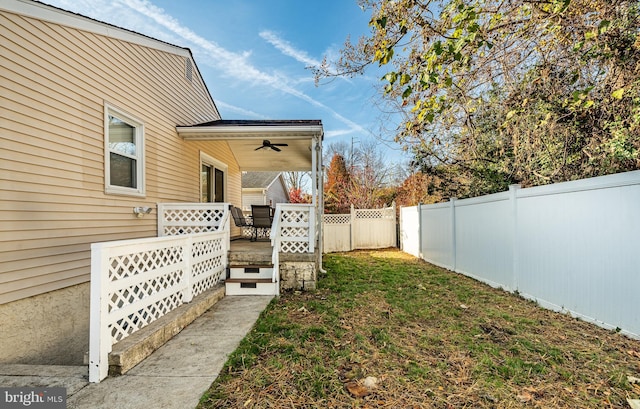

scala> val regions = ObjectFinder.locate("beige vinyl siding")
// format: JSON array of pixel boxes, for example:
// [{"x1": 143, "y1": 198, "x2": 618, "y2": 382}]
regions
[{"x1": 0, "y1": 9, "x2": 238, "y2": 304}]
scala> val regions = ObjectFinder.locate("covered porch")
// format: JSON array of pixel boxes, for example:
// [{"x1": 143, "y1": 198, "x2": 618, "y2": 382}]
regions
[
  {"x1": 88, "y1": 120, "x2": 323, "y2": 383},
  {"x1": 177, "y1": 119, "x2": 324, "y2": 294}
]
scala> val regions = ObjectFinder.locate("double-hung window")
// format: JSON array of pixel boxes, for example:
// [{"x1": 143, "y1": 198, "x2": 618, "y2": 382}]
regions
[{"x1": 105, "y1": 105, "x2": 145, "y2": 196}]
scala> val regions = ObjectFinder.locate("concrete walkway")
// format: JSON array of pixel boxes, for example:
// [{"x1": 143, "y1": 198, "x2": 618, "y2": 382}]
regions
[{"x1": 0, "y1": 296, "x2": 273, "y2": 409}]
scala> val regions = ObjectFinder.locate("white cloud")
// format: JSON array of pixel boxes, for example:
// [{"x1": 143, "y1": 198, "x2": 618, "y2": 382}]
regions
[
  {"x1": 215, "y1": 101, "x2": 269, "y2": 119},
  {"x1": 43, "y1": 0, "x2": 369, "y2": 137},
  {"x1": 259, "y1": 30, "x2": 321, "y2": 67},
  {"x1": 325, "y1": 128, "x2": 357, "y2": 138}
]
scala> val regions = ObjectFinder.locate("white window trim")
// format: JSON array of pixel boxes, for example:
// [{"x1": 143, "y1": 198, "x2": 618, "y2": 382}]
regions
[
  {"x1": 200, "y1": 152, "x2": 227, "y2": 203},
  {"x1": 104, "y1": 104, "x2": 145, "y2": 197}
]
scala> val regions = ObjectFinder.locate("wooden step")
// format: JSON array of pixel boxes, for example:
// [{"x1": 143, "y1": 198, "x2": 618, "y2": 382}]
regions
[
  {"x1": 228, "y1": 265, "x2": 274, "y2": 280},
  {"x1": 225, "y1": 278, "x2": 278, "y2": 296},
  {"x1": 228, "y1": 264, "x2": 273, "y2": 269},
  {"x1": 224, "y1": 278, "x2": 273, "y2": 284}
]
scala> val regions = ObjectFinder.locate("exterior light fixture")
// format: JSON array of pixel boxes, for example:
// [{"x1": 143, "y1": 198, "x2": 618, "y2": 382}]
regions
[{"x1": 133, "y1": 206, "x2": 153, "y2": 218}]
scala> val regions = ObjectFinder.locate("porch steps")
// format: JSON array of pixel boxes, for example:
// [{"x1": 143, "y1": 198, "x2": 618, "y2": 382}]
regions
[{"x1": 225, "y1": 264, "x2": 277, "y2": 296}]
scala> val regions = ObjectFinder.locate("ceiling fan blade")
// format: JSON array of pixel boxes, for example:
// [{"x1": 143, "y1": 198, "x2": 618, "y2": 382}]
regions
[{"x1": 256, "y1": 139, "x2": 287, "y2": 151}]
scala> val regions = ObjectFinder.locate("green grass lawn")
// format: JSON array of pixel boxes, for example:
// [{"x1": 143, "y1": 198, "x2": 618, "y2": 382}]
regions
[{"x1": 198, "y1": 249, "x2": 640, "y2": 408}]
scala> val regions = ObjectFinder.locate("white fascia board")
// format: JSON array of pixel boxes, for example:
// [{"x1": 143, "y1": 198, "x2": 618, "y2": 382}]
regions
[
  {"x1": 3, "y1": 0, "x2": 191, "y2": 57},
  {"x1": 177, "y1": 125, "x2": 324, "y2": 140}
]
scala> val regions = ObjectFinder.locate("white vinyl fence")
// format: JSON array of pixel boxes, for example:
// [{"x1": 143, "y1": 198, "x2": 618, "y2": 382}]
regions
[
  {"x1": 323, "y1": 203, "x2": 397, "y2": 253},
  {"x1": 400, "y1": 171, "x2": 640, "y2": 339},
  {"x1": 399, "y1": 205, "x2": 420, "y2": 257}
]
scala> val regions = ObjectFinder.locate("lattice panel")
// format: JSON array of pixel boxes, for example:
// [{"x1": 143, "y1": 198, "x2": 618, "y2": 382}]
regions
[
  {"x1": 164, "y1": 208, "x2": 225, "y2": 224},
  {"x1": 108, "y1": 269, "x2": 184, "y2": 313},
  {"x1": 192, "y1": 238, "x2": 223, "y2": 258},
  {"x1": 192, "y1": 273, "x2": 219, "y2": 298},
  {"x1": 190, "y1": 237, "x2": 225, "y2": 296},
  {"x1": 324, "y1": 214, "x2": 350, "y2": 224},
  {"x1": 355, "y1": 209, "x2": 383, "y2": 219},
  {"x1": 108, "y1": 247, "x2": 183, "y2": 281},
  {"x1": 281, "y1": 210, "x2": 309, "y2": 224},
  {"x1": 192, "y1": 254, "x2": 224, "y2": 288},
  {"x1": 355, "y1": 209, "x2": 394, "y2": 220},
  {"x1": 240, "y1": 226, "x2": 253, "y2": 239},
  {"x1": 110, "y1": 292, "x2": 183, "y2": 342},
  {"x1": 281, "y1": 227, "x2": 308, "y2": 238},
  {"x1": 163, "y1": 226, "x2": 212, "y2": 235},
  {"x1": 162, "y1": 208, "x2": 226, "y2": 236},
  {"x1": 280, "y1": 241, "x2": 309, "y2": 253},
  {"x1": 276, "y1": 208, "x2": 312, "y2": 254}
]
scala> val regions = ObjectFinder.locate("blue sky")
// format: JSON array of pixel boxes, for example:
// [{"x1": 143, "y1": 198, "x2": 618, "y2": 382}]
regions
[{"x1": 42, "y1": 0, "x2": 407, "y2": 162}]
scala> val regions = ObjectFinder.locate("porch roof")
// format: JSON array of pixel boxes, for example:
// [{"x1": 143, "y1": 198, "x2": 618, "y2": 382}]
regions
[{"x1": 176, "y1": 119, "x2": 323, "y2": 171}]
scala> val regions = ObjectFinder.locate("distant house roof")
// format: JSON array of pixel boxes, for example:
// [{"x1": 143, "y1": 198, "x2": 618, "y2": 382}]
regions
[{"x1": 242, "y1": 171, "x2": 284, "y2": 189}]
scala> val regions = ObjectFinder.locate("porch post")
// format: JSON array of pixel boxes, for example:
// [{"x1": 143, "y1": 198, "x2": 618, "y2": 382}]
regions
[
  {"x1": 311, "y1": 136, "x2": 321, "y2": 246},
  {"x1": 312, "y1": 134, "x2": 323, "y2": 264},
  {"x1": 311, "y1": 138, "x2": 318, "y2": 209}
]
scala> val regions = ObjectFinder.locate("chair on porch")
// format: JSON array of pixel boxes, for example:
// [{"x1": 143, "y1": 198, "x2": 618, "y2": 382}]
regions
[
  {"x1": 230, "y1": 206, "x2": 253, "y2": 238},
  {"x1": 251, "y1": 205, "x2": 273, "y2": 241}
]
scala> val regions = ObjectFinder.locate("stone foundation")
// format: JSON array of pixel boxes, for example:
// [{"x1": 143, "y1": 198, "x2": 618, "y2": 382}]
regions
[
  {"x1": 279, "y1": 260, "x2": 317, "y2": 291},
  {"x1": 0, "y1": 283, "x2": 90, "y2": 365}
]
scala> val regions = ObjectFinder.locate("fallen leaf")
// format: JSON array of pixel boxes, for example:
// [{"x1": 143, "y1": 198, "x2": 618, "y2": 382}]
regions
[
  {"x1": 628, "y1": 376, "x2": 640, "y2": 384},
  {"x1": 517, "y1": 391, "x2": 533, "y2": 403},
  {"x1": 297, "y1": 306, "x2": 309, "y2": 313},
  {"x1": 460, "y1": 304, "x2": 469, "y2": 309},
  {"x1": 628, "y1": 350, "x2": 640, "y2": 359},
  {"x1": 346, "y1": 381, "x2": 372, "y2": 398}
]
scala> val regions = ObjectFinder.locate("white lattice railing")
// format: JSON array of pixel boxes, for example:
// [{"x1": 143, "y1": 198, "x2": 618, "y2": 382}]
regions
[
  {"x1": 157, "y1": 203, "x2": 228, "y2": 236},
  {"x1": 270, "y1": 204, "x2": 316, "y2": 295},
  {"x1": 89, "y1": 206, "x2": 229, "y2": 383}
]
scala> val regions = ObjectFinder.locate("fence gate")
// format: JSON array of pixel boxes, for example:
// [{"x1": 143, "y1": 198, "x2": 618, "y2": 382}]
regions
[
  {"x1": 323, "y1": 214, "x2": 352, "y2": 252},
  {"x1": 323, "y1": 203, "x2": 396, "y2": 253}
]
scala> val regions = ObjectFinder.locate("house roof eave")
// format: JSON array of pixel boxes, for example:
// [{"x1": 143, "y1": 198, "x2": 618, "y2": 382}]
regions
[
  {"x1": 177, "y1": 120, "x2": 323, "y2": 172},
  {"x1": 176, "y1": 124, "x2": 324, "y2": 141}
]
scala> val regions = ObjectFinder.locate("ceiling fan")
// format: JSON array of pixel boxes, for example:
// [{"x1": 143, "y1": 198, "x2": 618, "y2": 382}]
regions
[{"x1": 255, "y1": 139, "x2": 288, "y2": 152}]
